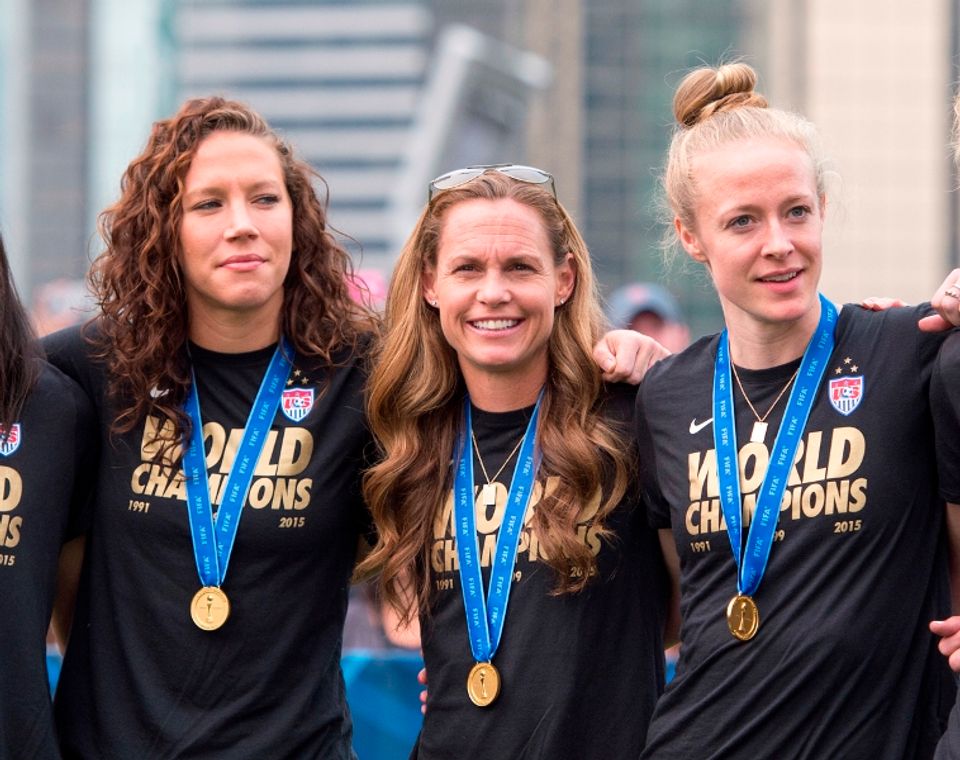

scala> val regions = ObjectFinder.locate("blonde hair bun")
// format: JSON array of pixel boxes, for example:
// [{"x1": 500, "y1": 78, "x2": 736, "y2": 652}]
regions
[{"x1": 673, "y1": 62, "x2": 768, "y2": 128}]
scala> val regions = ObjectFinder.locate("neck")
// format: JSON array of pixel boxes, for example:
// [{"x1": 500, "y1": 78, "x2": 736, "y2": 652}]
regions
[
  {"x1": 188, "y1": 308, "x2": 282, "y2": 353},
  {"x1": 463, "y1": 369, "x2": 544, "y2": 413},
  {"x1": 727, "y1": 303, "x2": 823, "y2": 370}
]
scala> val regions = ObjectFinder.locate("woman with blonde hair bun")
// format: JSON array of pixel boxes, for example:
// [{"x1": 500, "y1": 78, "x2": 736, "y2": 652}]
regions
[
  {"x1": 358, "y1": 165, "x2": 672, "y2": 758},
  {"x1": 636, "y1": 62, "x2": 953, "y2": 758}
]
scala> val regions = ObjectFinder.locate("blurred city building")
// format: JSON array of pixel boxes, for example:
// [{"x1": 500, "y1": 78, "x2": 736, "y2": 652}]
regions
[
  {"x1": 0, "y1": 0, "x2": 91, "y2": 298},
  {"x1": 748, "y1": 0, "x2": 957, "y2": 309},
  {"x1": 1, "y1": 0, "x2": 959, "y2": 337},
  {"x1": 175, "y1": 0, "x2": 433, "y2": 273}
]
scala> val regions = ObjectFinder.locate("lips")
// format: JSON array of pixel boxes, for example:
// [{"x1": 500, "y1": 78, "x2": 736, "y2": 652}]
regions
[{"x1": 220, "y1": 254, "x2": 265, "y2": 271}]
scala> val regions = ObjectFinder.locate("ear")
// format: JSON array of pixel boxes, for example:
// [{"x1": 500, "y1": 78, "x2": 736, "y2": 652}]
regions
[
  {"x1": 422, "y1": 264, "x2": 438, "y2": 307},
  {"x1": 676, "y1": 217, "x2": 708, "y2": 265},
  {"x1": 555, "y1": 252, "x2": 577, "y2": 305},
  {"x1": 818, "y1": 194, "x2": 827, "y2": 221}
]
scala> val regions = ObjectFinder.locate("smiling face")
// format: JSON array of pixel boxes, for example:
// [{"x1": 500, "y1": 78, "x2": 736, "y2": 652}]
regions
[
  {"x1": 677, "y1": 136, "x2": 824, "y2": 349},
  {"x1": 422, "y1": 198, "x2": 575, "y2": 406},
  {"x1": 178, "y1": 130, "x2": 293, "y2": 344}
]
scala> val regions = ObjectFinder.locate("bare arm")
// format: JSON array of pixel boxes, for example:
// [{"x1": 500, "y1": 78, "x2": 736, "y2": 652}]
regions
[
  {"x1": 659, "y1": 528, "x2": 681, "y2": 648},
  {"x1": 928, "y1": 503, "x2": 960, "y2": 673},
  {"x1": 920, "y1": 268, "x2": 960, "y2": 332},
  {"x1": 51, "y1": 535, "x2": 85, "y2": 648},
  {"x1": 947, "y1": 502, "x2": 960, "y2": 616}
]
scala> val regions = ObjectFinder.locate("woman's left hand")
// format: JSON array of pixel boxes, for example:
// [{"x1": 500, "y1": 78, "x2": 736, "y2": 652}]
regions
[
  {"x1": 920, "y1": 269, "x2": 960, "y2": 332},
  {"x1": 593, "y1": 330, "x2": 671, "y2": 385},
  {"x1": 930, "y1": 617, "x2": 960, "y2": 672},
  {"x1": 418, "y1": 666, "x2": 428, "y2": 714}
]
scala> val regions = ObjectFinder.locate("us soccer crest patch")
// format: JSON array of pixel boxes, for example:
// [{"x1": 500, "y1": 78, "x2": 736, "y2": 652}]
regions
[
  {"x1": 281, "y1": 388, "x2": 314, "y2": 422},
  {"x1": 829, "y1": 376, "x2": 863, "y2": 416},
  {"x1": 0, "y1": 424, "x2": 21, "y2": 456}
]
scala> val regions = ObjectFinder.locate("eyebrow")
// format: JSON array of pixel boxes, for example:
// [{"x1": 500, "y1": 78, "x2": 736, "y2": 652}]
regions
[
  {"x1": 718, "y1": 193, "x2": 816, "y2": 216},
  {"x1": 183, "y1": 179, "x2": 284, "y2": 202}
]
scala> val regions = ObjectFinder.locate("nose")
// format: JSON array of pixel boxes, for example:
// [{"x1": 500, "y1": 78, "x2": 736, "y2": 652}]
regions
[
  {"x1": 224, "y1": 201, "x2": 258, "y2": 240},
  {"x1": 476, "y1": 270, "x2": 510, "y2": 305},
  {"x1": 761, "y1": 218, "x2": 794, "y2": 258}
]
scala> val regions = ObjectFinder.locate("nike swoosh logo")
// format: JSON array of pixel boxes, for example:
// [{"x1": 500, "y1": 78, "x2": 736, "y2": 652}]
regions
[{"x1": 689, "y1": 417, "x2": 713, "y2": 434}]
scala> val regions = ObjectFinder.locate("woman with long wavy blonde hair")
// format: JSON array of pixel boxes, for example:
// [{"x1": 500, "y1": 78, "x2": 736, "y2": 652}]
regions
[
  {"x1": 44, "y1": 96, "x2": 378, "y2": 758},
  {"x1": 357, "y1": 166, "x2": 671, "y2": 758}
]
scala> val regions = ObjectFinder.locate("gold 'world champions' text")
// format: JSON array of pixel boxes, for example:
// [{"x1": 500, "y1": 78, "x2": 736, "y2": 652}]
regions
[
  {"x1": 685, "y1": 426, "x2": 866, "y2": 537},
  {"x1": 0, "y1": 465, "x2": 22, "y2": 564},
  {"x1": 130, "y1": 416, "x2": 314, "y2": 510},
  {"x1": 430, "y1": 476, "x2": 603, "y2": 575}
]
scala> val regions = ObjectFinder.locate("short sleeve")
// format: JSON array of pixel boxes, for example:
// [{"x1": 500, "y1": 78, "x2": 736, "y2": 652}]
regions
[
  {"x1": 635, "y1": 379, "x2": 672, "y2": 529},
  {"x1": 932, "y1": 331, "x2": 960, "y2": 503}
]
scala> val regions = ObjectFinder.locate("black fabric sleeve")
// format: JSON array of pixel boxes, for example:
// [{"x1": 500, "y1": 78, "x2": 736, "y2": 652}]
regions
[
  {"x1": 634, "y1": 378, "x2": 671, "y2": 529},
  {"x1": 64, "y1": 371, "x2": 98, "y2": 539},
  {"x1": 932, "y1": 331, "x2": 960, "y2": 503},
  {"x1": 41, "y1": 323, "x2": 101, "y2": 400}
]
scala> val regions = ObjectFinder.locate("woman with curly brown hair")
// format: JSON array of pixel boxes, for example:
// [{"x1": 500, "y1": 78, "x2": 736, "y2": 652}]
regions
[
  {"x1": 0, "y1": 230, "x2": 94, "y2": 760},
  {"x1": 44, "y1": 97, "x2": 378, "y2": 759},
  {"x1": 356, "y1": 166, "x2": 672, "y2": 758}
]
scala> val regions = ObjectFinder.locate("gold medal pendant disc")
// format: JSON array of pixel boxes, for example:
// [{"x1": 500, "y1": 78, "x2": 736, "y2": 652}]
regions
[
  {"x1": 190, "y1": 586, "x2": 231, "y2": 631},
  {"x1": 466, "y1": 661, "x2": 501, "y2": 707},
  {"x1": 726, "y1": 594, "x2": 759, "y2": 641}
]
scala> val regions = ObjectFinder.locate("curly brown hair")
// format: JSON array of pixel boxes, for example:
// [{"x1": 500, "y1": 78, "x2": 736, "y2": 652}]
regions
[
  {"x1": 356, "y1": 171, "x2": 633, "y2": 622},
  {"x1": 89, "y1": 96, "x2": 378, "y2": 442}
]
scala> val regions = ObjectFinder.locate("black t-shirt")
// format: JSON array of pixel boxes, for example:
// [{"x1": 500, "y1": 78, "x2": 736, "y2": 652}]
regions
[
  {"x1": 637, "y1": 304, "x2": 953, "y2": 760},
  {"x1": 415, "y1": 383, "x2": 668, "y2": 760},
  {"x1": 937, "y1": 689, "x2": 960, "y2": 760},
  {"x1": 44, "y1": 325, "x2": 372, "y2": 760},
  {"x1": 931, "y1": 331, "x2": 960, "y2": 759},
  {"x1": 0, "y1": 362, "x2": 95, "y2": 760}
]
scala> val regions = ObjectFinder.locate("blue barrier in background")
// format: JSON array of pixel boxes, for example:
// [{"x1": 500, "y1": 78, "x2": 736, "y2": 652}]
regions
[{"x1": 342, "y1": 650, "x2": 423, "y2": 759}]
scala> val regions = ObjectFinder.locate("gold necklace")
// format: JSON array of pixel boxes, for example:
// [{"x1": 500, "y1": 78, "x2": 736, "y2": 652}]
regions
[
  {"x1": 730, "y1": 364, "x2": 800, "y2": 444},
  {"x1": 471, "y1": 430, "x2": 525, "y2": 508}
]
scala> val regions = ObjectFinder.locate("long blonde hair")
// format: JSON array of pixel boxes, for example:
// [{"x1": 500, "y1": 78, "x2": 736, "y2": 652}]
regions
[{"x1": 357, "y1": 172, "x2": 632, "y2": 621}]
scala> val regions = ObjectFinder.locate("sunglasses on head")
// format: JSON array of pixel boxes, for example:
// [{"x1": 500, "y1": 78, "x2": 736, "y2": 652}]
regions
[{"x1": 427, "y1": 164, "x2": 556, "y2": 201}]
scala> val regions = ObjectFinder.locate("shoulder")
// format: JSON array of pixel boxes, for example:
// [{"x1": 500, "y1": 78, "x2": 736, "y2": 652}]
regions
[
  {"x1": 41, "y1": 322, "x2": 102, "y2": 374},
  {"x1": 23, "y1": 360, "x2": 96, "y2": 433},
  {"x1": 40, "y1": 321, "x2": 108, "y2": 406},
  {"x1": 34, "y1": 359, "x2": 85, "y2": 398},
  {"x1": 837, "y1": 301, "x2": 946, "y2": 365},
  {"x1": 600, "y1": 380, "x2": 638, "y2": 412},
  {"x1": 301, "y1": 330, "x2": 375, "y2": 374},
  {"x1": 836, "y1": 300, "x2": 932, "y2": 338},
  {"x1": 642, "y1": 333, "x2": 718, "y2": 395}
]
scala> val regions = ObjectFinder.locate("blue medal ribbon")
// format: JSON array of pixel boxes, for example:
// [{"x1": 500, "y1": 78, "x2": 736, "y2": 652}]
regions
[
  {"x1": 453, "y1": 391, "x2": 543, "y2": 664},
  {"x1": 713, "y1": 294, "x2": 836, "y2": 598},
  {"x1": 182, "y1": 337, "x2": 295, "y2": 589}
]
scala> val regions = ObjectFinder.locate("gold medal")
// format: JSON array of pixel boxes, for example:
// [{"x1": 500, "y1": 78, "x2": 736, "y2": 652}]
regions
[
  {"x1": 726, "y1": 594, "x2": 759, "y2": 641},
  {"x1": 190, "y1": 586, "x2": 230, "y2": 631},
  {"x1": 466, "y1": 661, "x2": 501, "y2": 707}
]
